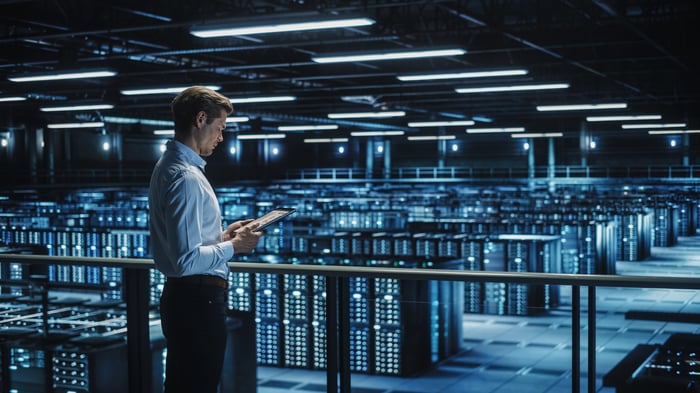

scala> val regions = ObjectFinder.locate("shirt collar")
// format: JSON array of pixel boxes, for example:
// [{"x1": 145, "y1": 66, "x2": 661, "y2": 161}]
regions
[{"x1": 167, "y1": 139, "x2": 207, "y2": 172}]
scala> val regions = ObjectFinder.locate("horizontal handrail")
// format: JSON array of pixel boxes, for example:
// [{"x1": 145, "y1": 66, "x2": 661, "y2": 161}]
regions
[
  {"x1": 285, "y1": 165, "x2": 700, "y2": 181},
  {"x1": 1, "y1": 254, "x2": 699, "y2": 290},
  {"x1": 0, "y1": 165, "x2": 697, "y2": 187}
]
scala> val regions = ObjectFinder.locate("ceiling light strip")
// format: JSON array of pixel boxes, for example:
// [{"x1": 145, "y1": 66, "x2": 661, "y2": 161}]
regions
[
  {"x1": 621, "y1": 123, "x2": 686, "y2": 129},
  {"x1": 153, "y1": 130, "x2": 175, "y2": 135},
  {"x1": 0, "y1": 96, "x2": 27, "y2": 102},
  {"x1": 230, "y1": 96, "x2": 296, "y2": 103},
  {"x1": 47, "y1": 122, "x2": 105, "y2": 129},
  {"x1": 511, "y1": 132, "x2": 563, "y2": 138},
  {"x1": 313, "y1": 48, "x2": 466, "y2": 64},
  {"x1": 328, "y1": 111, "x2": 405, "y2": 119},
  {"x1": 40, "y1": 104, "x2": 114, "y2": 112},
  {"x1": 648, "y1": 130, "x2": 700, "y2": 135},
  {"x1": 456, "y1": 83, "x2": 569, "y2": 94},
  {"x1": 586, "y1": 115, "x2": 662, "y2": 122},
  {"x1": 104, "y1": 116, "x2": 174, "y2": 126},
  {"x1": 121, "y1": 86, "x2": 221, "y2": 95},
  {"x1": 237, "y1": 133, "x2": 286, "y2": 140},
  {"x1": 350, "y1": 131, "x2": 404, "y2": 136},
  {"x1": 191, "y1": 18, "x2": 375, "y2": 38},
  {"x1": 278, "y1": 125, "x2": 338, "y2": 131},
  {"x1": 408, "y1": 120, "x2": 474, "y2": 127},
  {"x1": 304, "y1": 138, "x2": 349, "y2": 143},
  {"x1": 466, "y1": 127, "x2": 525, "y2": 133},
  {"x1": 398, "y1": 69, "x2": 528, "y2": 81},
  {"x1": 407, "y1": 135, "x2": 456, "y2": 141},
  {"x1": 536, "y1": 103, "x2": 627, "y2": 111},
  {"x1": 9, "y1": 70, "x2": 116, "y2": 82}
]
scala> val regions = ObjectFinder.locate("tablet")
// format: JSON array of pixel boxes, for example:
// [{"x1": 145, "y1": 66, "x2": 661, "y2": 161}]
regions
[{"x1": 237, "y1": 208, "x2": 296, "y2": 233}]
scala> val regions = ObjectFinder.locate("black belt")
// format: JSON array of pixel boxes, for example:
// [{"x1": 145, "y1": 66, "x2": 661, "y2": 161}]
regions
[{"x1": 168, "y1": 274, "x2": 228, "y2": 289}]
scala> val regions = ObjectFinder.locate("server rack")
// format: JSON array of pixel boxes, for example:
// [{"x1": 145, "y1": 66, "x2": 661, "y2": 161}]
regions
[
  {"x1": 462, "y1": 238, "x2": 484, "y2": 314},
  {"x1": 651, "y1": 203, "x2": 680, "y2": 247},
  {"x1": 615, "y1": 210, "x2": 653, "y2": 261},
  {"x1": 604, "y1": 333, "x2": 700, "y2": 393},
  {"x1": 51, "y1": 336, "x2": 129, "y2": 393},
  {"x1": 225, "y1": 255, "x2": 463, "y2": 376}
]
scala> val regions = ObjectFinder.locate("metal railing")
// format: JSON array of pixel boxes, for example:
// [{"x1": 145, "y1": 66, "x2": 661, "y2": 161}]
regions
[
  {"x1": 284, "y1": 165, "x2": 700, "y2": 182},
  {"x1": 1, "y1": 254, "x2": 700, "y2": 393},
  {"x1": 0, "y1": 165, "x2": 697, "y2": 187}
]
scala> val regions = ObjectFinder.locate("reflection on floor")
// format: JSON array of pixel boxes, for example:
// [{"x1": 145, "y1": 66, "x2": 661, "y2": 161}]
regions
[{"x1": 256, "y1": 236, "x2": 700, "y2": 393}]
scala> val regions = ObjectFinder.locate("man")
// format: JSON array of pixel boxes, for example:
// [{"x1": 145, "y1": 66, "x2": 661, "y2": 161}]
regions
[{"x1": 148, "y1": 86, "x2": 263, "y2": 393}]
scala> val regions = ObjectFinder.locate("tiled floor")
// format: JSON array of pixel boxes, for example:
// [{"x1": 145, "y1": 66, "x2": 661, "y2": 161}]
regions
[{"x1": 256, "y1": 236, "x2": 700, "y2": 393}]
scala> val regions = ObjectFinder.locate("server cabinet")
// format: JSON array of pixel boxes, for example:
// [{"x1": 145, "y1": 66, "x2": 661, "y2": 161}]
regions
[
  {"x1": 604, "y1": 333, "x2": 700, "y2": 393},
  {"x1": 652, "y1": 203, "x2": 680, "y2": 247},
  {"x1": 225, "y1": 256, "x2": 463, "y2": 376},
  {"x1": 0, "y1": 335, "x2": 127, "y2": 393}
]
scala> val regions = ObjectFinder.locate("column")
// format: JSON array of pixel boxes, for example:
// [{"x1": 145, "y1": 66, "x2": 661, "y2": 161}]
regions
[
  {"x1": 383, "y1": 139, "x2": 391, "y2": 179},
  {"x1": 365, "y1": 140, "x2": 374, "y2": 179},
  {"x1": 548, "y1": 137, "x2": 556, "y2": 192},
  {"x1": 527, "y1": 138, "x2": 535, "y2": 190}
]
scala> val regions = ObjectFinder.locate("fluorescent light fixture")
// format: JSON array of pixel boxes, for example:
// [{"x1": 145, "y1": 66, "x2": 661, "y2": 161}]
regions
[
  {"x1": 40, "y1": 104, "x2": 114, "y2": 112},
  {"x1": 230, "y1": 96, "x2": 296, "y2": 103},
  {"x1": 536, "y1": 103, "x2": 627, "y2": 111},
  {"x1": 153, "y1": 130, "x2": 175, "y2": 135},
  {"x1": 227, "y1": 116, "x2": 250, "y2": 122},
  {"x1": 191, "y1": 17, "x2": 375, "y2": 38},
  {"x1": 621, "y1": 123, "x2": 686, "y2": 129},
  {"x1": 47, "y1": 122, "x2": 105, "y2": 129},
  {"x1": 586, "y1": 115, "x2": 662, "y2": 122},
  {"x1": 312, "y1": 48, "x2": 466, "y2": 63},
  {"x1": 648, "y1": 130, "x2": 700, "y2": 135},
  {"x1": 408, "y1": 120, "x2": 474, "y2": 127},
  {"x1": 350, "y1": 130, "x2": 404, "y2": 136},
  {"x1": 304, "y1": 138, "x2": 349, "y2": 143},
  {"x1": 103, "y1": 116, "x2": 138, "y2": 124},
  {"x1": 466, "y1": 127, "x2": 525, "y2": 133},
  {"x1": 237, "y1": 133, "x2": 286, "y2": 140},
  {"x1": 407, "y1": 135, "x2": 456, "y2": 141},
  {"x1": 328, "y1": 111, "x2": 405, "y2": 119},
  {"x1": 0, "y1": 96, "x2": 27, "y2": 102},
  {"x1": 104, "y1": 116, "x2": 174, "y2": 126},
  {"x1": 121, "y1": 86, "x2": 221, "y2": 95},
  {"x1": 397, "y1": 69, "x2": 528, "y2": 81},
  {"x1": 278, "y1": 125, "x2": 338, "y2": 131},
  {"x1": 472, "y1": 116, "x2": 493, "y2": 123},
  {"x1": 9, "y1": 70, "x2": 116, "y2": 82},
  {"x1": 511, "y1": 132, "x2": 563, "y2": 138},
  {"x1": 456, "y1": 83, "x2": 569, "y2": 94}
]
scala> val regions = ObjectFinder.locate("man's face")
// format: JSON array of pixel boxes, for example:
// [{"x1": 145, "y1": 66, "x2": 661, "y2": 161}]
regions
[{"x1": 195, "y1": 109, "x2": 227, "y2": 157}]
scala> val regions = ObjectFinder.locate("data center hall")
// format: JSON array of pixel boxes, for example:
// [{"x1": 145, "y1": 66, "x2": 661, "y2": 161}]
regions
[{"x1": 1, "y1": 1, "x2": 700, "y2": 393}]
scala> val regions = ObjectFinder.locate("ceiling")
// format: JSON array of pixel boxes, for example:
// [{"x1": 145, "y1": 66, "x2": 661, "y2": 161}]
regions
[{"x1": 1, "y1": 0, "x2": 698, "y2": 139}]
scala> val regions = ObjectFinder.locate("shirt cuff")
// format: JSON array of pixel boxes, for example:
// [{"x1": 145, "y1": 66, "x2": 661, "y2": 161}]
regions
[{"x1": 220, "y1": 241, "x2": 234, "y2": 260}]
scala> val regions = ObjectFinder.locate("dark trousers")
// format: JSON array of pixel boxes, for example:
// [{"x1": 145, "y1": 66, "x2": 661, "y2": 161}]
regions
[{"x1": 160, "y1": 280, "x2": 228, "y2": 393}]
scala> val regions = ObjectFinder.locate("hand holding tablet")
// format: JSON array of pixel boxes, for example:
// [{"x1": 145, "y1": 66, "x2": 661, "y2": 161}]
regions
[{"x1": 235, "y1": 208, "x2": 296, "y2": 233}]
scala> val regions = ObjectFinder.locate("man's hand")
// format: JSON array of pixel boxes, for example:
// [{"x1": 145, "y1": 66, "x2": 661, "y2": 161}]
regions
[
  {"x1": 222, "y1": 219, "x2": 254, "y2": 241},
  {"x1": 223, "y1": 219, "x2": 263, "y2": 254}
]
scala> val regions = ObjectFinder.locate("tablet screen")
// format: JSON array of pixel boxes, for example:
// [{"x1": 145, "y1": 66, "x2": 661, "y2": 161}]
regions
[{"x1": 238, "y1": 208, "x2": 296, "y2": 232}]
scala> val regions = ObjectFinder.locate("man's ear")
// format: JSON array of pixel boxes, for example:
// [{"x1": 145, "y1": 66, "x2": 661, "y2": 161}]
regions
[{"x1": 195, "y1": 111, "x2": 207, "y2": 128}]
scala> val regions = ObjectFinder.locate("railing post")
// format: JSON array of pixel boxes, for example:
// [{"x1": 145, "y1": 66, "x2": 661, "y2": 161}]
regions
[
  {"x1": 326, "y1": 275, "x2": 351, "y2": 393},
  {"x1": 572, "y1": 285, "x2": 580, "y2": 393},
  {"x1": 588, "y1": 286, "x2": 597, "y2": 393},
  {"x1": 125, "y1": 267, "x2": 151, "y2": 393}
]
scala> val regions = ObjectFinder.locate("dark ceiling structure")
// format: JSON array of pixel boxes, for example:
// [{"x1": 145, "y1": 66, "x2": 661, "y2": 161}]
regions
[{"x1": 0, "y1": 0, "x2": 698, "y2": 140}]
